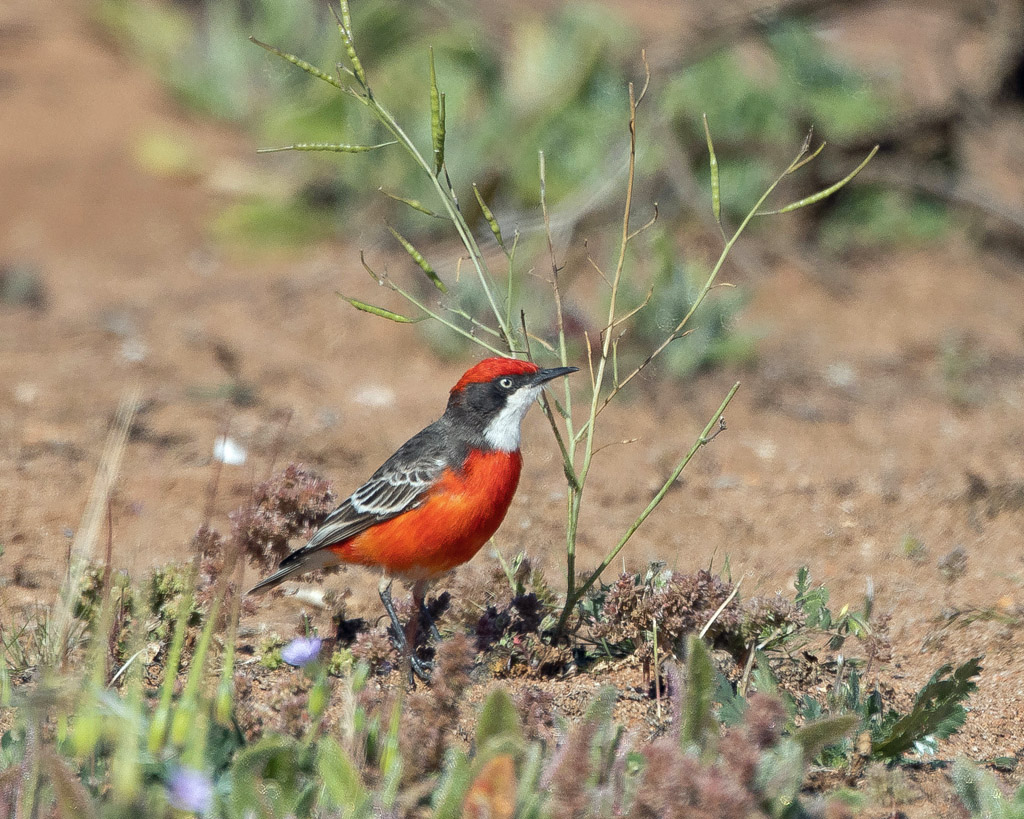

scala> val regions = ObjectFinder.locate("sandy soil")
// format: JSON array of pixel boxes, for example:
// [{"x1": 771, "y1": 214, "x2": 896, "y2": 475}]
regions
[{"x1": 2, "y1": 0, "x2": 1023, "y2": 813}]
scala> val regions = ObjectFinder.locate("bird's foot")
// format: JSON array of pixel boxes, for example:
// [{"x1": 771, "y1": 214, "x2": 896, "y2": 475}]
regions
[{"x1": 407, "y1": 653, "x2": 433, "y2": 683}]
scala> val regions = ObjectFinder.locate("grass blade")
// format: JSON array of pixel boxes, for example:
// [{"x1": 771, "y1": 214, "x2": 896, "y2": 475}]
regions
[
  {"x1": 680, "y1": 636, "x2": 717, "y2": 756},
  {"x1": 51, "y1": 390, "x2": 139, "y2": 669}
]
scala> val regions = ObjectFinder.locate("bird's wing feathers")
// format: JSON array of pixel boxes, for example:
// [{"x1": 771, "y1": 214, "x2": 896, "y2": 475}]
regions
[
  {"x1": 248, "y1": 426, "x2": 455, "y2": 594},
  {"x1": 291, "y1": 451, "x2": 448, "y2": 557}
]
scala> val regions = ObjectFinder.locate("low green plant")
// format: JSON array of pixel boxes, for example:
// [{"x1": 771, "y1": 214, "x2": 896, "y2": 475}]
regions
[
  {"x1": 953, "y1": 758, "x2": 1024, "y2": 819},
  {"x1": 583, "y1": 564, "x2": 802, "y2": 662},
  {"x1": 95, "y1": 0, "x2": 341, "y2": 122},
  {"x1": 6, "y1": 570, "x2": 865, "y2": 819},
  {"x1": 1, "y1": 509, "x2": 987, "y2": 817},
  {"x1": 742, "y1": 650, "x2": 982, "y2": 768},
  {"x1": 817, "y1": 186, "x2": 950, "y2": 256}
]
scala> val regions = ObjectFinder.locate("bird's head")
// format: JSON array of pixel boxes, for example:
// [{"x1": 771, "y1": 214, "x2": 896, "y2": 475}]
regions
[{"x1": 447, "y1": 357, "x2": 578, "y2": 451}]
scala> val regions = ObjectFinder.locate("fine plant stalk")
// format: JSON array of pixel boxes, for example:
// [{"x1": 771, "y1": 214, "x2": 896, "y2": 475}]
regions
[
  {"x1": 556, "y1": 382, "x2": 739, "y2": 632},
  {"x1": 148, "y1": 558, "x2": 201, "y2": 752},
  {"x1": 50, "y1": 389, "x2": 139, "y2": 669},
  {"x1": 556, "y1": 68, "x2": 652, "y2": 626}
]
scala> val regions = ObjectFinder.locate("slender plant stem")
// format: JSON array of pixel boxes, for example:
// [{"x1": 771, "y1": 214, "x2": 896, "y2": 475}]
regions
[{"x1": 557, "y1": 382, "x2": 740, "y2": 633}]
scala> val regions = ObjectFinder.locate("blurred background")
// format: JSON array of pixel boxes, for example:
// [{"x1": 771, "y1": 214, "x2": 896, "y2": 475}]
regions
[{"x1": 2, "y1": 0, "x2": 1024, "y2": 756}]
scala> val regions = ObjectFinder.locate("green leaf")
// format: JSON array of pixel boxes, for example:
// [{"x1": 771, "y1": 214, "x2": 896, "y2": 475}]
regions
[
  {"x1": 794, "y1": 567, "x2": 831, "y2": 630},
  {"x1": 378, "y1": 698, "x2": 404, "y2": 809},
  {"x1": 432, "y1": 750, "x2": 472, "y2": 819},
  {"x1": 950, "y1": 758, "x2": 1022, "y2": 818},
  {"x1": 871, "y1": 657, "x2": 983, "y2": 761},
  {"x1": 476, "y1": 688, "x2": 523, "y2": 751},
  {"x1": 515, "y1": 742, "x2": 546, "y2": 813},
  {"x1": 1, "y1": 659, "x2": 12, "y2": 707},
  {"x1": 680, "y1": 636, "x2": 717, "y2": 754},
  {"x1": 792, "y1": 714, "x2": 859, "y2": 765},
  {"x1": 317, "y1": 738, "x2": 370, "y2": 814},
  {"x1": 228, "y1": 735, "x2": 305, "y2": 813},
  {"x1": 713, "y1": 671, "x2": 746, "y2": 727},
  {"x1": 756, "y1": 738, "x2": 805, "y2": 815}
]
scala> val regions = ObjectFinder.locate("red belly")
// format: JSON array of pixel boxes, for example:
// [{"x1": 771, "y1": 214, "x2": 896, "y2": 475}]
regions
[{"x1": 327, "y1": 449, "x2": 523, "y2": 580}]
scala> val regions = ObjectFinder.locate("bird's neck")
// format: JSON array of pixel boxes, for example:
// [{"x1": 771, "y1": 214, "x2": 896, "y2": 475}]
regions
[{"x1": 481, "y1": 384, "x2": 543, "y2": 452}]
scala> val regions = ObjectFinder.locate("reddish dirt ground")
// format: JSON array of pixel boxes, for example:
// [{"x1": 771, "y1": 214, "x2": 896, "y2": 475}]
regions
[{"x1": 2, "y1": 0, "x2": 1023, "y2": 814}]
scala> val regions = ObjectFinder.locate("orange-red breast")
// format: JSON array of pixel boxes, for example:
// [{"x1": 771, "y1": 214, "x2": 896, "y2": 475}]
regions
[{"x1": 249, "y1": 356, "x2": 576, "y2": 673}]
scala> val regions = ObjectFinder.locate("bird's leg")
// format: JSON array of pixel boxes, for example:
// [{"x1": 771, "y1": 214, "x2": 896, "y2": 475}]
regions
[
  {"x1": 378, "y1": 576, "x2": 405, "y2": 645},
  {"x1": 413, "y1": 579, "x2": 442, "y2": 642},
  {"x1": 377, "y1": 576, "x2": 431, "y2": 682}
]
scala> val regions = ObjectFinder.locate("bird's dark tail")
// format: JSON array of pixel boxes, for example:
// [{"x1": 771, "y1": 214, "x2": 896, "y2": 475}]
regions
[{"x1": 246, "y1": 547, "x2": 336, "y2": 595}]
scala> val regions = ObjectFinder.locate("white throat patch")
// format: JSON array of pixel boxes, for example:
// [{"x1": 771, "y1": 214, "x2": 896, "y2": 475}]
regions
[{"x1": 483, "y1": 384, "x2": 543, "y2": 451}]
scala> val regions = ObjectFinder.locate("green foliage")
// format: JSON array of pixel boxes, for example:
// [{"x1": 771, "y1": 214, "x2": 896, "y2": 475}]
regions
[
  {"x1": 259, "y1": 633, "x2": 287, "y2": 670},
  {"x1": 213, "y1": 197, "x2": 342, "y2": 248},
  {"x1": 98, "y1": 0, "x2": 909, "y2": 261},
  {"x1": 953, "y1": 758, "x2": 1024, "y2": 819},
  {"x1": 773, "y1": 654, "x2": 983, "y2": 767},
  {"x1": 475, "y1": 688, "x2": 523, "y2": 754},
  {"x1": 793, "y1": 565, "x2": 870, "y2": 651},
  {"x1": 664, "y1": 20, "x2": 898, "y2": 227},
  {"x1": 625, "y1": 232, "x2": 755, "y2": 379},
  {"x1": 791, "y1": 713, "x2": 861, "y2": 766},
  {"x1": 900, "y1": 532, "x2": 928, "y2": 563},
  {"x1": 1, "y1": 548, "x2": 986, "y2": 816},
  {"x1": 680, "y1": 635, "x2": 718, "y2": 755},
  {"x1": 870, "y1": 657, "x2": 982, "y2": 761},
  {"x1": 95, "y1": 0, "x2": 340, "y2": 122},
  {"x1": 818, "y1": 186, "x2": 950, "y2": 254},
  {"x1": 587, "y1": 564, "x2": 804, "y2": 661}
]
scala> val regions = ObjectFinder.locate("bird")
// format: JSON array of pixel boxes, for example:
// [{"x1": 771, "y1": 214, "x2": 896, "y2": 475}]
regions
[{"x1": 248, "y1": 356, "x2": 577, "y2": 677}]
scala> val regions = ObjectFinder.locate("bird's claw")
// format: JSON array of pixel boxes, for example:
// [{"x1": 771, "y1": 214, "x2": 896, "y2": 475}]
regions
[{"x1": 408, "y1": 654, "x2": 433, "y2": 683}]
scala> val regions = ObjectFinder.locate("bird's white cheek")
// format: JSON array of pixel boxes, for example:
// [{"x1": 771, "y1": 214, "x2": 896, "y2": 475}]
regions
[{"x1": 483, "y1": 386, "x2": 542, "y2": 451}]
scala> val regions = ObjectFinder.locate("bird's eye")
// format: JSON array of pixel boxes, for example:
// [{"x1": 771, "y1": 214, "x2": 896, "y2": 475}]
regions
[{"x1": 498, "y1": 377, "x2": 514, "y2": 389}]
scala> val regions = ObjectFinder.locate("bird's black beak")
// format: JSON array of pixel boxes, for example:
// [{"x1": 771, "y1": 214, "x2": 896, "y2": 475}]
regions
[{"x1": 531, "y1": 366, "x2": 579, "y2": 386}]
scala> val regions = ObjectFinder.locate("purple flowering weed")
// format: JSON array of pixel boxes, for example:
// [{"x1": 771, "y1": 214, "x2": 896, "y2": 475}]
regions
[
  {"x1": 281, "y1": 636, "x2": 323, "y2": 667},
  {"x1": 167, "y1": 766, "x2": 214, "y2": 814}
]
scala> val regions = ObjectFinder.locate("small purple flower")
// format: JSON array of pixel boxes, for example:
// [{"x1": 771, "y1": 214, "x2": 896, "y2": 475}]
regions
[
  {"x1": 167, "y1": 766, "x2": 213, "y2": 814},
  {"x1": 281, "y1": 636, "x2": 322, "y2": 667}
]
